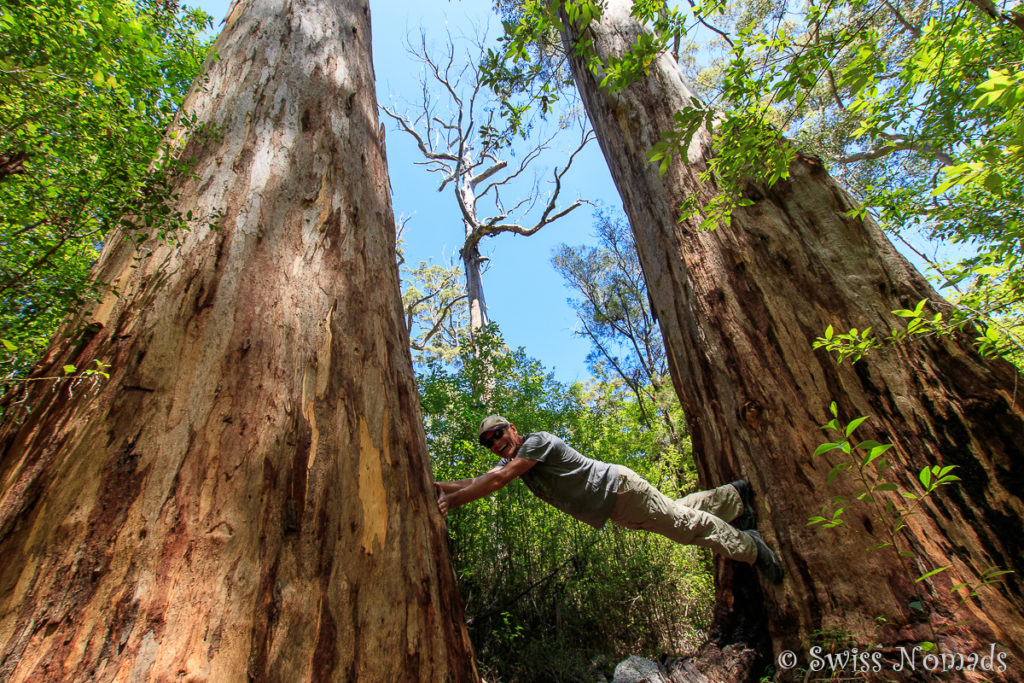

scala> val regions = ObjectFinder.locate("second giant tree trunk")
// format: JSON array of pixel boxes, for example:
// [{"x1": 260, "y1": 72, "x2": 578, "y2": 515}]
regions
[
  {"x1": 0, "y1": 0, "x2": 478, "y2": 679},
  {"x1": 562, "y1": 0, "x2": 1024, "y2": 677}
]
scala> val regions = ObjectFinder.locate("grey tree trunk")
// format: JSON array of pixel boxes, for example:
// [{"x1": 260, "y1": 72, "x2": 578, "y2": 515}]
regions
[
  {"x1": 460, "y1": 174, "x2": 489, "y2": 331},
  {"x1": 463, "y1": 240, "x2": 490, "y2": 333},
  {"x1": 561, "y1": 0, "x2": 1024, "y2": 677},
  {"x1": 0, "y1": 0, "x2": 478, "y2": 679}
]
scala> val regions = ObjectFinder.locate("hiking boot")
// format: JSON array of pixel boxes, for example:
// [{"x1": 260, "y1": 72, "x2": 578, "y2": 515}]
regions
[
  {"x1": 745, "y1": 530, "x2": 783, "y2": 584},
  {"x1": 729, "y1": 479, "x2": 757, "y2": 530}
]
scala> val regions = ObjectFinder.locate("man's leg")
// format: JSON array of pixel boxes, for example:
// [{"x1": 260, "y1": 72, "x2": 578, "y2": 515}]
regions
[
  {"x1": 676, "y1": 484, "x2": 743, "y2": 524},
  {"x1": 678, "y1": 480, "x2": 756, "y2": 529},
  {"x1": 610, "y1": 467, "x2": 783, "y2": 583},
  {"x1": 610, "y1": 467, "x2": 757, "y2": 563}
]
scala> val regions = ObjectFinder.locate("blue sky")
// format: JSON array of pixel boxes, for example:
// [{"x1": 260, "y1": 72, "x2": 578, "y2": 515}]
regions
[{"x1": 195, "y1": 0, "x2": 618, "y2": 383}]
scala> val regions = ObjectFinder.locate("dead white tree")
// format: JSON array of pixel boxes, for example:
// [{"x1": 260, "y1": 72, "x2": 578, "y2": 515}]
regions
[{"x1": 383, "y1": 30, "x2": 592, "y2": 334}]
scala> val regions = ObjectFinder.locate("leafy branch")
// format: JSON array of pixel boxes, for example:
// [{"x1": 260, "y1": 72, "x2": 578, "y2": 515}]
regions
[
  {"x1": 809, "y1": 402, "x2": 1012, "y2": 647},
  {"x1": 814, "y1": 296, "x2": 1024, "y2": 365}
]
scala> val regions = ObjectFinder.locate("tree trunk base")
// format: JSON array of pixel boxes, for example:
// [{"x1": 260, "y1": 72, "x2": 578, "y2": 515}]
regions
[
  {"x1": 664, "y1": 561, "x2": 767, "y2": 682},
  {"x1": 670, "y1": 642, "x2": 761, "y2": 682}
]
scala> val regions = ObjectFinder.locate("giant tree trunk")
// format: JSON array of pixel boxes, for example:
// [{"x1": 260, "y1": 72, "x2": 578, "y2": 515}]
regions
[
  {"x1": 0, "y1": 0, "x2": 478, "y2": 679},
  {"x1": 561, "y1": 0, "x2": 1024, "y2": 677}
]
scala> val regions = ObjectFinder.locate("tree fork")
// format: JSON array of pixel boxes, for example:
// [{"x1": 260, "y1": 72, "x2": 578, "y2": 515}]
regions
[
  {"x1": 559, "y1": 0, "x2": 1024, "y2": 678},
  {"x1": 0, "y1": 0, "x2": 478, "y2": 680}
]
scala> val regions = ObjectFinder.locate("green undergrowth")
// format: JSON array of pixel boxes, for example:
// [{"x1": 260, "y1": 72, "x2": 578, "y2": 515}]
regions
[{"x1": 418, "y1": 326, "x2": 714, "y2": 681}]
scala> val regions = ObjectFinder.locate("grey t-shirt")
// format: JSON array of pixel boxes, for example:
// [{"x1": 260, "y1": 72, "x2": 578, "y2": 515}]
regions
[{"x1": 498, "y1": 432, "x2": 619, "y2": 529}]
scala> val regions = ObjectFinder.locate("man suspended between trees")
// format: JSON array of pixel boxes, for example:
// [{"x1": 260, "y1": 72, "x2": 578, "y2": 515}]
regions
[{"x1": 434, "y1": 415, "x2": 784, "y2": 584}]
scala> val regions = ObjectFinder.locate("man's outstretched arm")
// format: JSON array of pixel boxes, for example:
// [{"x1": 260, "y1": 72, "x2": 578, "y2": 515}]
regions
[
  {"x1": 433, "y1": 463, "x2": 508, "y2": 494},
  {"x1": 435, "y1": 457, "x2": 537, "y2": 515},
  {"x1": 433, "y1": 479, "x2": 475, "y2": 495}
]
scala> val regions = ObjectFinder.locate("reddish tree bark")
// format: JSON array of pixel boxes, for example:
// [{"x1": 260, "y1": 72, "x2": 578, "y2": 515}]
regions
[
  {"x1": 560, "y1": 0, "x2": 1024, "y2": 678},
  {"x1": 0, "y1": 0, "x2": 478, "y2": 679}
]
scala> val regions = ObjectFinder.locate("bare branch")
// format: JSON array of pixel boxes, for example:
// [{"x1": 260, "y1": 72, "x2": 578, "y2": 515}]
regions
[
  {"x1": 381, "y1": 106, "x2": 459, "y2": 163},
  {"x1": 470, "y1": 160, "x2": 508, "y2": 187},
  {"x1": 825, "y1": 68, "x2": 847, "y2": 111},
  {"x1": 412, "y1": 292, "x2": 469, "y2": 350},
  {"x1": 476, "y1": 133, "x2": 554, "y2": 200},
  {"x1": 836, "y1": 134, "x2": 954, "y2": 166},
  {"x1": 683, "y1": 0, "x2": 735, "y2": 47},
  {"x1": 882, "y1": 0, "x2": 922, "y2": 38},
  {"x1": 466, "y1": 128, "x2": 594, "y2": 249}
]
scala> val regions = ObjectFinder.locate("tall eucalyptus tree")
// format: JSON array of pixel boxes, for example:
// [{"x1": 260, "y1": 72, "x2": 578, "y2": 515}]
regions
[
  {"x1": 504, "y1": 0, "x2": 1024, "y2": 675},
  {"x1": 0, "y1": 0, "x2": 477, "y2": 679}
]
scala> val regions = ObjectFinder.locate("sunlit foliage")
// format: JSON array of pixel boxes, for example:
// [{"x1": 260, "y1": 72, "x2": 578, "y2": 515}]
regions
[{"x1": 0, "y1": 0, "x2": 212, "y2": 373}]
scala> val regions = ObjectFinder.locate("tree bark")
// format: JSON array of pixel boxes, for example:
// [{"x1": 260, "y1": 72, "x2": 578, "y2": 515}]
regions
[
  {"x1": 561, "y1": 0, "x2": 1024, "y2": 677},
  {"x1": 462, "y1": 239, "x2": 489, "y2": 333},
  {"x1": 0, "y1": 0, "x2": 478, "y2": 680},
  {"x1": 460, "y1": 172, "x2": 489, "y2": 332}
]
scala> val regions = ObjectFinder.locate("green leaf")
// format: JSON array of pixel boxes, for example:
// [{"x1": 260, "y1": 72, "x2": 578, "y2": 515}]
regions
[
  {"x1": 0, "y1": 0, "x2": 210, "y2": 377},
  {"x1": 915, "y1": 565, "x2": 951, "y2": 583},
  {"x1": 1, "y1": 339, "x2": 16, "y2": 352},
  {"x1": 982, "y1": 172, "x2": 1004, "y2": 193},
  {"x1": 845, "y1": 416, "x2": 868, "y2": 437},
  {"x1": 864, "y1": 444, "x2": 893, "y2": 467},
  {"x1": 982, "y1": 569, "x2": 1014, "y2": 580},
  {"x1": 873, "y1": 482, "x2": 898, "y2": 492},
  {"x1": 63, "y1": 365, "x2": 77, "y2": 375},
  {"x1": 813, "y1": 442, "x2": 840, "y2": 457}
]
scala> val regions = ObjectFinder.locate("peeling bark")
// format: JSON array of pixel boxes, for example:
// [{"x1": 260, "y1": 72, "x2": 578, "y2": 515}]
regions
[
  {"x1": 561, "y1": 0, "x2": 1024, "y2": 678},
  {"x1": 0, "y1": 0, "x2": 478, "y2": 680}
]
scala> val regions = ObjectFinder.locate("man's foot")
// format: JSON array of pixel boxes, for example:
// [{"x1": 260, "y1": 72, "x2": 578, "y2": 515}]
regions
[
  {"x1": 729, "y1": 479, "x2": 756, "y2": 530},
  {"x1": 744, "y1": 530, "x2": 783, "y2": 584}
]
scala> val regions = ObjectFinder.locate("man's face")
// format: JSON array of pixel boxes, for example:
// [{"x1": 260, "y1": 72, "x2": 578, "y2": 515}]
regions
[{"x1": 483, "y1": 424, "x2": 519, "y2": 458}]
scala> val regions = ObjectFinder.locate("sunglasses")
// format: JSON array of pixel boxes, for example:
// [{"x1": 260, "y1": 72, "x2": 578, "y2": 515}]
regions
[{"x1": 479, "y1": 427, "x2": 506, "y2": 449}]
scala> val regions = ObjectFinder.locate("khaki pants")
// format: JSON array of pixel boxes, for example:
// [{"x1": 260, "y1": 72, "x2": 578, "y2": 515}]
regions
[{"x1": 608, "y1": 466, "x2": 757, "y2": 563}]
